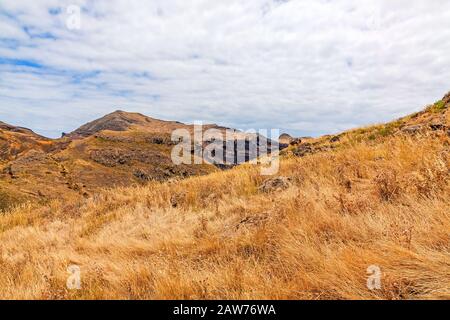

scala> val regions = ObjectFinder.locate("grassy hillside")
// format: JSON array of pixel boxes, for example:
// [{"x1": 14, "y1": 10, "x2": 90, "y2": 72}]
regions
[{"x1": 0, "y1": 95, "x2": 448, "y2": 299}]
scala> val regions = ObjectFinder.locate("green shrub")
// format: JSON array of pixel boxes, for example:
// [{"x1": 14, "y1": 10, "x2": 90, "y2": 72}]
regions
[
  {"x1": 429, "y1": 100, "x2": 446, "y2": 113},
  {"x1": 378, "y1": 127, "x2": 392, "y2": 137}
]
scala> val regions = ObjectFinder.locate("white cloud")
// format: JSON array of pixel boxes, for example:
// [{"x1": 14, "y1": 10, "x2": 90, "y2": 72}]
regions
[{"x1": 0, "y1": 0, "x2": 449, "y2": 138}]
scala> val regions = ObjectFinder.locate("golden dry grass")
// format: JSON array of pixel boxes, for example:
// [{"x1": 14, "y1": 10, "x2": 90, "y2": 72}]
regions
[{"x1": 0, "y1": 133, "x2": 449, "y2": 300}]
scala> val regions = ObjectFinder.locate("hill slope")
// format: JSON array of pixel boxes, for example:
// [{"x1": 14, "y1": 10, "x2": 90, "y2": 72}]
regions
[
  {"x1": 0, "y1": 111, "x2": 281, "y2": 210},
  {"x1": 0, "y1": 93, "x2": 448, "y2": 299},
  {"x1": 64, "y1": 110, "x2": 190, "y2": 139},
  {"x1": 0, "y1": 112, "x2": 221, "y2": 209},
  {"x1": 0, "y1": 121, "x2": 53, "y2": 162}
]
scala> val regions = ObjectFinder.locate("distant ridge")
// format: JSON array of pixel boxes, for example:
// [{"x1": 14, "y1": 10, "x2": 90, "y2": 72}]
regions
[
  {"x1": 64, "y1": 110, "x2": 189, "y2": 139},
  {"x1": 0, "y1": 120, "x2": 47, "y2": 138}
]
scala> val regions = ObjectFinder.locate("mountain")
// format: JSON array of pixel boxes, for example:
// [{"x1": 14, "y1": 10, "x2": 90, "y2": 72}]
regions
[
  {"x1": 0, "y1": 120, "x2": 53, "y2": 161},
  {"x1": 1, "y1": 92, "x2": 448, "y2": 212},
  {"x1": 0, "y1": 112, "x2": 218, "y2": 209},
  {"x1": 0, "y1": 111, "x2": 278, "y2": 210},
  {"x1": 0, "y1": 92, "x2": 448, "y2": 299},
  {"x1": 63, "y1": 110, "x2": 190, "y2": 139}
]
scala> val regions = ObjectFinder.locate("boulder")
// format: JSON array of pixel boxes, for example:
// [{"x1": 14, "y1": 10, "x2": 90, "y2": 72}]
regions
[
  {"x1": 292, "y1": 144, "x2": 313, "y2": 157},
  {"x1": 429, "y1": 120, "x2": 446, "y2": 131},
  {"x1": 259, "y1": 176, "x2": 292, "y2": 193},
  {"x1": 290, "y1": 138, "x2": 302, "y2": 146},
  {"x1": 401, "y1": 125, "x2": 423, "y2": 135}
]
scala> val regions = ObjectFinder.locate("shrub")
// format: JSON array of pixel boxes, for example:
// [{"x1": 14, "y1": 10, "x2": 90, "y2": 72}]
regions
[{"x1": 428, "y1": 100, "x2": 446, "y2": 113}]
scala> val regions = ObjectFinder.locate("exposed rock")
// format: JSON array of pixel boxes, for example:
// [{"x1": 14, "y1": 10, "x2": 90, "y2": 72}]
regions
[
  {"x1": 90, "y1": 149, "x2": 130, "y2": 167},
  {"x1": 89, "y1": 148, "x2": 166, "y2": 167},
  {"x1": 133, "y1": 169, "x2": 151, "y2": 181},
  {"x1": 259, "y1": 176, "x2": 292, "y2": 193},
  {"x1": 292, "y1": 144, "x2": 313, "y2": 157},
  {"x1": 330, "y1": 135, "x2": 341, "y2": 143},
  {"x1": 147, "y1": 136, "x2": 176, "y2": 145},
  {"x1": 401, "y1": 125, "x2": 423, "y2": 135},
  {"x1": 94, "y1": 133, "x2": 134, "y2": 143},
  {"x1": 443, "y1": 91, "x2": 450, "y2": 105},
  {"x1": 214, "y1": 163, "x2": 236, "y2": 170},
  {"x1": 151, "y1": 137, "x2": 164, "y2": 145},
  {"x1": 290, "y1": 138, "x2": 302, "y2": 146},
  {"x1": 429, "y1": 120, "x2": 446, "y2": 131}
]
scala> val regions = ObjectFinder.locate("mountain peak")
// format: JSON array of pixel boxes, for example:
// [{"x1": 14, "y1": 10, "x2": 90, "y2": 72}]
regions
[
  {"x1": 64, "y1": 110, "x2": 188, "y2": 139},
  {"x1": 65, "y1": 111, "x2": 146, "y2": 139}
]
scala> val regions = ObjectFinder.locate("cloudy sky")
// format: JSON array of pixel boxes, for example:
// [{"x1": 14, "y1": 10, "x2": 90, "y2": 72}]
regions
[{"x1": 1, "y1": 0, "x2": 450, "y2": 138}]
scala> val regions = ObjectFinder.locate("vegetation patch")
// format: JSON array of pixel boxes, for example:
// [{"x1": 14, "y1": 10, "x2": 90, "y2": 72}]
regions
[{"x1": 428, "y1": 100, "x2": 447, "y2": 113}]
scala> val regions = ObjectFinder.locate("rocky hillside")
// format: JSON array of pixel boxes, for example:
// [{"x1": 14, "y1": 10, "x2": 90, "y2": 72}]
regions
[
  {"x1": 0, "y1": 92, "x2": 448, "y2": 299},
  {"x1": 63, "y1": 110, "x2": 190, "y2": 139},
  {"x1": 0, "y1": 112, "x2": 215, "y2": 210},
  {"x1": 283, "y1": 92, "x2": 450, "y2": 158},
  {"x1": 0, "y1": 111, "x2": 279, "y2": 211}
]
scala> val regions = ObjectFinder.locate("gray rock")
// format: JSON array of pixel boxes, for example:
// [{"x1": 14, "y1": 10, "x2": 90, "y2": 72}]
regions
[
  {"x1": 259, "y1": 176, "x2": 292, "y2": 193},
  {"x1": 292, "y1": 144, "x2": 313, "y2": 157},
  {"x1": 401, "y1": 125, "x2": 423, "y2": 135},
  {"x1": 429, "y1": 121, "x2": 445, "y2": 131}
]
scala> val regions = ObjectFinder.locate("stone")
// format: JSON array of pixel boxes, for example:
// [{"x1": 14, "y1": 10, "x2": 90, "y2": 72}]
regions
[
  {"x1": 401, "y1": 125, "x2": 423, "y2": 135},
  {"x1": 429, "y1": 120, "x2": 445, "y2": 131},
  {"x1": 292, "y1": 144, "x2": 313, "y2": 157},
  {"x1": 133, "y1": 169, "x2": 151, "y2": 181},
  {"x1": 259, "y1": 176, "x2": 292, "y2": 193}
]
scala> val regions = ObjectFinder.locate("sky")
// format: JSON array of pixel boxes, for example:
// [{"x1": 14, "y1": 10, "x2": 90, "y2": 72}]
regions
[{"x1": 1, "y1": 0, "x2": 450, "y2": 138}]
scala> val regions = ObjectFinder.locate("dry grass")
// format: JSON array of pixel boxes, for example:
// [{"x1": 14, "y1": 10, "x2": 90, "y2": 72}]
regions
[{"x1": 0, "y1": 133, "x2": 449, "y2": 300}]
